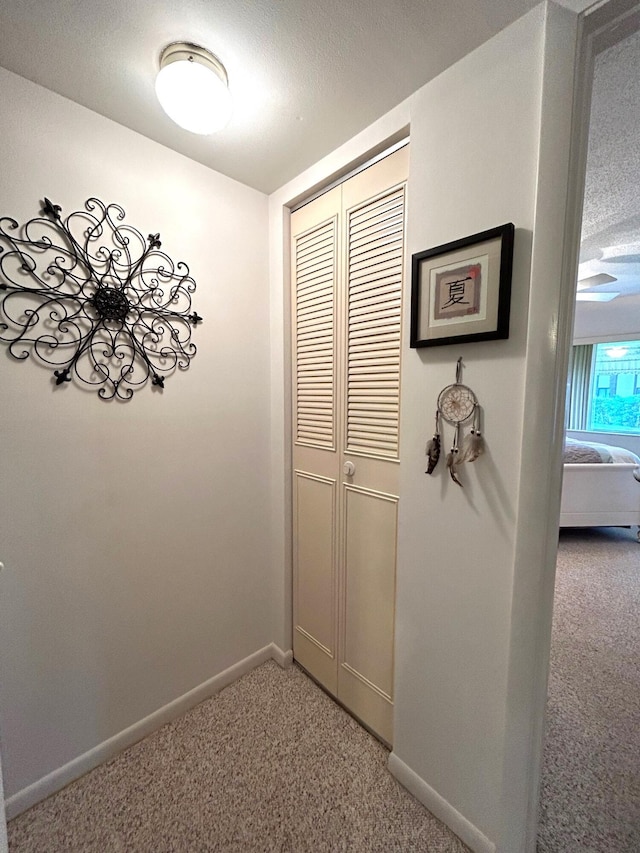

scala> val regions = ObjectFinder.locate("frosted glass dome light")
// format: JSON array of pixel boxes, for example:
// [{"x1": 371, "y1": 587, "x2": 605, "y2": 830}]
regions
[{"x1": 156, "y1": 43, "x2": 232, "y2": 135}]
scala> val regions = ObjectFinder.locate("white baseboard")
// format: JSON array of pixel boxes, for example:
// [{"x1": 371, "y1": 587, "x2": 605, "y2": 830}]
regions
[
  {"x1": 271, "y1": 645, "x2": 293, "y2": 668},
  {"x1": 6, "y1": 642, "x2": 290, "y2": 820},
  {"x1": 388, "y1": 752, "x2": 496, "y2": 853}
]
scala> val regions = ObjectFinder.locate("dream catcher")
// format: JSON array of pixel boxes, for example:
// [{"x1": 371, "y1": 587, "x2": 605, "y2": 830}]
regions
[{"x1": 426, "y1": 357, "x2": 484, "y2": 487}]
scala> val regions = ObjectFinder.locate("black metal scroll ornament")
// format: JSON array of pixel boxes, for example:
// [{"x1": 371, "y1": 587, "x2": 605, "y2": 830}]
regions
[{"x1": 0, "y1": 197, "x2": 203, "y2": 400}]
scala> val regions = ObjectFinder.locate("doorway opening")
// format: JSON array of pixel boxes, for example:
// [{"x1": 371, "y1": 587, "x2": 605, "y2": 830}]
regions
[{"x1": 539, "y1": 3, "x2": 640, "y2": 849}]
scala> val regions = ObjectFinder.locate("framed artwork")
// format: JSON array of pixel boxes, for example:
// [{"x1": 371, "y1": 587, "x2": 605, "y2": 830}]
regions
[{"x1": 410, "y1": 223, "x2": 514, "y2": 348}]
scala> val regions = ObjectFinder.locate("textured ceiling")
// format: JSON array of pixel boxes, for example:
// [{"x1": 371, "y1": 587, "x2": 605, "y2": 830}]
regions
[
  {"x1": 0, "y1": 0, "x2": 633, "y2": 319},
  {"x1": 577, "y1": 24, "x2": 640, "y2": 321},
  {"x1": 0, "y1": 0, "x2": 546, "y2": 193}
]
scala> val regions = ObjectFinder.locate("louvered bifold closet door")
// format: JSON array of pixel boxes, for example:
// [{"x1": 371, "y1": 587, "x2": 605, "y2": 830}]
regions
[
  {"x1": 291, "y1": 186, "x2": 341, "y2": 696},
  {"x1": 337, "y1": 146, "x2": 407, "y2": 746},
  {"x1": 291, "y1": 146, "x2": 408, "y2": 743},
  {"x1": 346, "y1": 185, "x2": 404, "y2": 460}
]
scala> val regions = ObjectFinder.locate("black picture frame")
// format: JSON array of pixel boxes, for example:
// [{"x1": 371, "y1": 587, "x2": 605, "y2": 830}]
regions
[{"x1": 410, "y1": 223, "x2": 514, "y2": 348}]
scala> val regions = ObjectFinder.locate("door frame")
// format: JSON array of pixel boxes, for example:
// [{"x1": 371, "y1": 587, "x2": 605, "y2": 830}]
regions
[
  {"x1": 273, "y1": 127, "x2": 412, "y2": 662},
  {"x1": 521, "y1": 1, "x2": 640, "y2": 850}
]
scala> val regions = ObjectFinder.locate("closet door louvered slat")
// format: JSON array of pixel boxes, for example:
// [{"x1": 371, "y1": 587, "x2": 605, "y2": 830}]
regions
[
  {"x1": 294, "y1": 216, "x2": 337, "y2": 450},
  {"x1": 345, "y1": 185, "x2": 404, "y2": 461}
]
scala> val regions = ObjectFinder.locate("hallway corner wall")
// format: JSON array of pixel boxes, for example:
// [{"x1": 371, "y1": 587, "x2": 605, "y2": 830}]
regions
[
  {"x1": 269, "y1": 3, "x2": 581, "y2": 851},
  {"x1": 0, "y1": 67, "x2": 276, "y2": 804}
]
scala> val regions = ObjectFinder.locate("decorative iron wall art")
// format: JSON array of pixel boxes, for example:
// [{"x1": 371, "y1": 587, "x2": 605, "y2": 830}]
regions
[{"x1": 0, "y1": 197, "x2": 202, "y2": 400}]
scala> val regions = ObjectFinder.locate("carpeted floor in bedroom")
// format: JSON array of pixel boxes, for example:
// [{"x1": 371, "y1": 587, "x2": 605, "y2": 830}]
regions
[{"x1": 538, "y1": 525, "x2": 640, "y2": 853}]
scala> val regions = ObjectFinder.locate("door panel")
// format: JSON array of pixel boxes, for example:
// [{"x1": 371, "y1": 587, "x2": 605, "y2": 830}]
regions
[
  {"x1": 293, "y1": 471, "x2": 338, "y2": 693},
  {"x1": 292, "y1": 186, "x2": 342, "y2": 694},
  {"x1": 341, "y1": 485, "x2": 397, "y2": 694}
]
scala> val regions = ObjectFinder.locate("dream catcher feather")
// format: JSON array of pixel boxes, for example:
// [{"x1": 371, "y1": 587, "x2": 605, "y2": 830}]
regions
[{"x1": 426, "y1": 357, "x2": 484, "y2": 487}]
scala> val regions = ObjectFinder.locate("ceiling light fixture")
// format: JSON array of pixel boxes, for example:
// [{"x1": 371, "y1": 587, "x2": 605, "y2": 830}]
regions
[{"x1": 156, "y1": 42, "x2": 232, "y2": 135}]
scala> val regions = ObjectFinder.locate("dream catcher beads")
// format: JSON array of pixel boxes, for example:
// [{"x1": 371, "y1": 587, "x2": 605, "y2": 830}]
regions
[{"x1": 426, "y1": 357, "x2": 484, "y2": 487}]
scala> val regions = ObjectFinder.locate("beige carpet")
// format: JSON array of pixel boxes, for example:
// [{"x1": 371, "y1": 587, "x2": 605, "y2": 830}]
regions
[
  {"x1": 538, "y1": 526, "x2": 640, "y2": 852},
  {"x1": 8, "y1": 660, "x2": 469, "y2": 852}
]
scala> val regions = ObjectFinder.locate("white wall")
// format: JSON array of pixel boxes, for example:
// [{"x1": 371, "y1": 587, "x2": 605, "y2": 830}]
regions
[
  {"x1": 574, "y1": 294, "x2": 640, "y2": 341},
  {"x1": 269, "y1": 4, "x2": 578, "y2": 852},
  {"x1": 394, "y1": 10, "x2": 548, "y2": 842},
  {"x1": 0, "y1": 68, "x2": 275, "y2": 806},
  {"x1": 396, "y1": 6, "x2": 579, "y2": 850}
]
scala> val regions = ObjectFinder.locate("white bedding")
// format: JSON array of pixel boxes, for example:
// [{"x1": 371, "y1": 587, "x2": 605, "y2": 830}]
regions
[{"x1": 564, "y1": 437, "x2": 640, "y2": 465}]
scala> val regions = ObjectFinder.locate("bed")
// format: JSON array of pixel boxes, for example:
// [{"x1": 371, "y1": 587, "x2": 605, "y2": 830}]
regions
[{"x1": 560, "y1": 437, "x2": 640, "y2": 540}]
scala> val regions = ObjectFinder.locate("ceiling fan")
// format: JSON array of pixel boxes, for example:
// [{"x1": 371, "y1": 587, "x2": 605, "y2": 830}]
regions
[{"x1": 576, "y1": 272, "x2": 619, "y2": 302}]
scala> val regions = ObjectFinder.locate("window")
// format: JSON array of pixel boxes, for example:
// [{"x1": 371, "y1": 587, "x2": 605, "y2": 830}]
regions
[{"x1": 568, "y1": 340, "x2": 640, "y2": 434}]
